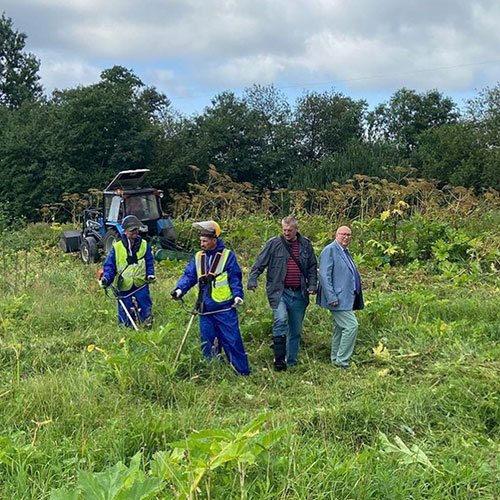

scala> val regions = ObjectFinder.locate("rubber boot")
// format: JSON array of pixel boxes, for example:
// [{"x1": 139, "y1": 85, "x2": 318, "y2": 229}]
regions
[{"x1": 273, "y1": 335, "x2": 287, "y2": 371}]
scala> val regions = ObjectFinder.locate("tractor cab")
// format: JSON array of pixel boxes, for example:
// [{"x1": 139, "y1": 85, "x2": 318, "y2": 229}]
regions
[
  {"x1": 59, "y1": 169, "x2": 190, "y2": 263},
  {"x1": 103, "y1": 170, "x2": 169, "y2": 237}
]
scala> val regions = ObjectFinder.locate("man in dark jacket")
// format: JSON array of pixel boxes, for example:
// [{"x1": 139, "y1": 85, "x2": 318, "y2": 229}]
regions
[
  {"x1": 248, "y1": 216, "x2": 317, "y2": 370},
  {"x1": 100, "y1": 215, "x2": 156, "y2": 327},
  {"x1": 172, "y1": 221, "x2": 250, "y2": 376}
]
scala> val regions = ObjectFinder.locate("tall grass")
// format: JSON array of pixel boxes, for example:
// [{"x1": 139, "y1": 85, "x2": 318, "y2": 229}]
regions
[{"x1": 0, "y1": 214, "x2": 499, "y2": 498}]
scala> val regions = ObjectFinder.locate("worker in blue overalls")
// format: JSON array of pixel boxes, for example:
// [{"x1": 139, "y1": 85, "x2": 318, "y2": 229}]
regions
[
  {"x1": 172, "y1": 221, "x2": 250, "y2": 375},
  {"x1": 99, "y1": 215, "x2": 156, "y2": 327}
]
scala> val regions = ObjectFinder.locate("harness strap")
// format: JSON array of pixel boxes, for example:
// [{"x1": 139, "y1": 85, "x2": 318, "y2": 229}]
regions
[
  {"x1": 208, "y1": 251, "x2": 224, "y2": 276},
  {"x1": 199, "y1": 253, "x2": 208, "y2": 277},
  {"x1": 198, "y1": 251, "x2": 224, "y2": 278}
]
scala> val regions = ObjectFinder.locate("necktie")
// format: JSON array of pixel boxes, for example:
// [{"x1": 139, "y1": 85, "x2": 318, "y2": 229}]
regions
[{"x1": 345, "y1": 249, "x2": 361, "y2": 293}]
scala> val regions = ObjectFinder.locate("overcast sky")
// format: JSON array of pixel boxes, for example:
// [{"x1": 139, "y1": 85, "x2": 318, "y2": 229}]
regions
[{"x1": 4, "y1": 0, "x2": 500, "y2": 115}]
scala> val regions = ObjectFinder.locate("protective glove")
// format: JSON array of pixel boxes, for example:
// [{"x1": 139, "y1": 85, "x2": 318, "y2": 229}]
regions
[
  {"x1": 99, "y1": 277, "x2": 108, "y2": 289},
  {"x1": 146, "y1": 275, "x2": 156, "y2": 284},
  {"x1": 233, "y1": 296, "x2": 244, "y2": 307},
  {"x1": 170, "y1": 289, "x2": 182, "y2": 300}
]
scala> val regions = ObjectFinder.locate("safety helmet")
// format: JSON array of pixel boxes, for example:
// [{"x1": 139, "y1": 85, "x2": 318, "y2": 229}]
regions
[{"x1": 193, "y1": 220, "x2": 221, "y2": 238}]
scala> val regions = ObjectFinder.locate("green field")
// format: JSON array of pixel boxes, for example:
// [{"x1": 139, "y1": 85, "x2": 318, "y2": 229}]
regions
[{"x1": 0, "y1": 215, "x2": 499, "y2": 499}]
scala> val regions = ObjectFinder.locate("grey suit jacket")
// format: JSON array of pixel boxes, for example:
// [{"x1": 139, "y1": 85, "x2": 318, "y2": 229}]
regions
[{"x1": 317, "y1": 240, "x2": 364, "y2": 311}]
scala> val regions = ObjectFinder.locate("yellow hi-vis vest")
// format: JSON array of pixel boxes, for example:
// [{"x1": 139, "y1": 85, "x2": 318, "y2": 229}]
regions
[
  {"x1": 113, "y1": 239, "x2": 147, "y2": 291},
  {"x1": 195, "y1": 248, "x2": 233, "y2": 302}
]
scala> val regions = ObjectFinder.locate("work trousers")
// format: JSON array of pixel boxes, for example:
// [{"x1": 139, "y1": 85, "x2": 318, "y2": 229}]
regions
[
  {"x1": 199, "y1": 308, "x2": 251, "y2": 375},
  {"x1": 117, "y1": 285, "x2": 152, "y2": 327},
  {"x1": 272, "y1": 288, "x2": 307, "y2": 366},
  {"x1": 330, "y1": 309, "x2": 358, "y2": 367}
]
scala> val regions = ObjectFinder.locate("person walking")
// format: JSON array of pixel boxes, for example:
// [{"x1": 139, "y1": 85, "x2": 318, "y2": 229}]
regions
[
  {"x1": 99, "y1": 215, "x2": 156, "y2": 327},
  {"x1": 317, "y1": 225, "x2": 364, "y2": 368},
  {"x1": 248, "y1": 216, "x2": 317, "y2": 371},
  {"x1": 171, "y1": 221, "x2": 250, "y2": 376}
]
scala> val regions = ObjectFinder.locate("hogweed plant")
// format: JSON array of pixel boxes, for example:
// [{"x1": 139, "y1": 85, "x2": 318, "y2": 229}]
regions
[{"x1": 50, "y1": 414, "x2": 289, "y2": 500}]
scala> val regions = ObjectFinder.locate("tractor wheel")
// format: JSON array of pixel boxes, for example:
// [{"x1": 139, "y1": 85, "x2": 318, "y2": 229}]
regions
[
  {"x1": 103, "y1": 229, "x2": 120, "y2": 254},
  {"x1": 80, "y1": 237, "x2": 98, "y2": 264}
]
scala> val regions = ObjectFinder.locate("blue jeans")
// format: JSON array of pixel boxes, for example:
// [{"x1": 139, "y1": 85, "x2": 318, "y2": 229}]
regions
[{"x1": 272, "y1": 289, "x2": 307, "y2": 366}]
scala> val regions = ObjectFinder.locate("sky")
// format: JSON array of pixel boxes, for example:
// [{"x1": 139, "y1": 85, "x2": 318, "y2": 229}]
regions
[{"x1": 4, "y1": 0, "x2": 500, "y2": 116}]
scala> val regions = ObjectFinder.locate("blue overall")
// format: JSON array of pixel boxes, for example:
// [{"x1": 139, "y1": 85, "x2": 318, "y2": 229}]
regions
[
  {"x1": 102, "y1": 235, "x2": 155, "y2": 327},
  {"x1": 175, "y1": 238, "x2": 250, "y2": 375}
]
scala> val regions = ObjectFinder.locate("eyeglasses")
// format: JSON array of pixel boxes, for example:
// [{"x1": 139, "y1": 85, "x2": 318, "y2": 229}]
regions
[{"x1": 338, "y1": 233, "x2": 352, "y2": 237}]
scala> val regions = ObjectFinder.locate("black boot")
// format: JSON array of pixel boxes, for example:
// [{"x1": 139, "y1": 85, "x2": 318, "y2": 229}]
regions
[{"x1": 273, "y1": 335, "x2": 287, "y2": 371}]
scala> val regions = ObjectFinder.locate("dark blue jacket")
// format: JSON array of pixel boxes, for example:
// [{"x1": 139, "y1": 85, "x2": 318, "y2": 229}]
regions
[
  {"x1": 175, "y1": 238, "x2": 243, "y2": 312},
  {"x1": 102, "y1": 235, "x2": 155, "y2": 287}
]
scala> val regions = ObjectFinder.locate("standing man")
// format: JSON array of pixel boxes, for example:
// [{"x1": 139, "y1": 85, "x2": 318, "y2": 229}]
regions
[
  {"x1": 248, "y1": 216, "x2": 317, "y2": 371},
  {"x1": 99, "y1": 215, "x2": 156, "y2": 327},
  {"x1": 171, "y1": 221, "x2": 250, "y2": 376},
  {"x1": 317, "y1": 226, "x2": 364, "y2": 369}
]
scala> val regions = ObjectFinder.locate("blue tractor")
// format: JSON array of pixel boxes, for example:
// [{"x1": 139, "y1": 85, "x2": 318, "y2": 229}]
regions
[{"x1": 59, "y1": 169, "x2": 191, "y2": 263}]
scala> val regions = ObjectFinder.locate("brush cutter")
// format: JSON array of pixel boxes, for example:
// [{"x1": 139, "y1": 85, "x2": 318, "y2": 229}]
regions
[
  {"x1": 97, "y1": 268, "x2": 149, "y2": 331},
  {"x1": 171, "y1": 287, "x2": 242, "y2": 369}
]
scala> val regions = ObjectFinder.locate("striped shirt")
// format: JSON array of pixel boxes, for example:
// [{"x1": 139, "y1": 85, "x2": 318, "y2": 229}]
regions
[{"x1": 284, "y1": 239, "x2": 301, "y2": 288}]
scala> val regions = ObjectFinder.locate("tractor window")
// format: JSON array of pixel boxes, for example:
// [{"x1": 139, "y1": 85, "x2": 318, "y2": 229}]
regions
[
  {"x1": 106, "y1": 195, "x2": 122, "y2": 222},
  {"x1": 125, "y1": 194, "x2": 160, "y2": 220}
]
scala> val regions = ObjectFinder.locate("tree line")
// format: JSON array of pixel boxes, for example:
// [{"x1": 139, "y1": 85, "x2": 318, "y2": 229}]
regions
[{"x1": 2, "y1": 12, "x2": 500, "y2": 220}]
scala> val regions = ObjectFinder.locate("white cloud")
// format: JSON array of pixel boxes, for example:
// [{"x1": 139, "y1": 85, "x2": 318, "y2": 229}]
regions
[
  {"x1": 3, "y1": 0, "x2": 500, "y2": 110},
  {"x1": 37, "y1": 51, "x2": 101, "y2": 93},
  {"x1": 145, "y1": 68, "x2": 193, "y2": 98},
  {"x1": 209, "y1": 55, "x2": 287, "y2": 87}
]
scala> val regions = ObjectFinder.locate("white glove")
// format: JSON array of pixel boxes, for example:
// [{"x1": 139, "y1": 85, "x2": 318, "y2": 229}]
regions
[
  {"x1": 171, "y1": 288, "x2": 183, "y2": 300},
  {"x1": 147, "y1": 275, "x2": 156, "y2": 284},
  {"x1": 233, "y1": 297, "x2": 244, "y2": 307}
]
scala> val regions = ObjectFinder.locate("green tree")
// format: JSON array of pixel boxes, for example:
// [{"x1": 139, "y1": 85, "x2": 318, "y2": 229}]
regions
[
  {"x1": 0, "y1": 101, "x2": 60, "y2": 217},
  {"x1": 414, "y1": 122, "x2": 486, "y2": 188},
  {"x1": 161, "y1": 91, "x2": 269, "y2": 189},
  {"x1": 367, "y1": 88, "x2": 458, "y2": 154},
  {"x1": 243, "y1": 84, "x2": 297, "y2": 186},
  {"x1": 290, "y1": 139, "x2": 401, "y2": 189},
  {"x1": 466, "y1": 84, "x2": 500, "y2": 148},
  {"x1": 293, "y1": 89, "x2": 366, "y2": 163},
  {"x1": 0, "y1": 12, "x2": 42, "y2": 108},
  {"x1": 49, "y1": 66, "x2": 167, "y2": 190},
  {"x1": 464, "y1": 85, "x2": 500, "y2": 189},
  {"x1": 0, "y1": 66, "x2": 171, "y2": 218}
]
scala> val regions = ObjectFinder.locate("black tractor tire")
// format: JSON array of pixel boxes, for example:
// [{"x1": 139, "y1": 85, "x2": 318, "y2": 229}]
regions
[
  {"x1": 80, "y1": 237, "x2": 98, "y2": 264},
  {"x1": 103, "y1": 229, "x2": 120, "y2": 254}
]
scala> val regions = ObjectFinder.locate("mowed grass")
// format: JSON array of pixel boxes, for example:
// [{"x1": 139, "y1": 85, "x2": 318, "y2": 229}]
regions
[{"x1": 0, "y1": 224, "x2": 499, "y2": 499}]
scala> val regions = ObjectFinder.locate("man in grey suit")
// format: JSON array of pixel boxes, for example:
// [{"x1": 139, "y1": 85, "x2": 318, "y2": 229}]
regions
[{"x1": 317, "y1": 225, "x2": 364, "y2": 368}]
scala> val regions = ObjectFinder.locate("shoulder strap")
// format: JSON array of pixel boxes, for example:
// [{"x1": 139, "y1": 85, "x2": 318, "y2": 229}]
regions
[
  {"x1": 280, "y1": 236, "x2": 308, "y2": 281},
  {"x1": 208, "y1": 251, "x2": 224, "y2": 276},
  {"x1": 197, "y1": 251, "x2": 208, "y2": 277}
]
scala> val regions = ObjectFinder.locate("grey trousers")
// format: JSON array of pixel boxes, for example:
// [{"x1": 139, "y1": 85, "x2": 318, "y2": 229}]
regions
[{"x1": 331, "y1": 310, "x2": 358, "y2": 367}]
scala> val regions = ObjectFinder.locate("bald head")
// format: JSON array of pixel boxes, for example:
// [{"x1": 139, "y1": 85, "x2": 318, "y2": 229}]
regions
[{"x1": 336, "y1": 226, "x2": 352, "y2": 248}]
